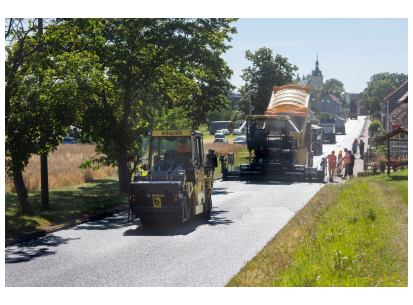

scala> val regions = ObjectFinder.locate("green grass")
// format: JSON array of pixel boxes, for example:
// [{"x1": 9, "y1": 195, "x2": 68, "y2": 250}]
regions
[
  {"x1": 227, "y1": 170, "x2": 408, "y2": 287},
  {"x1": 5, "y1": 177, "x2": 127, "y2": 238}
]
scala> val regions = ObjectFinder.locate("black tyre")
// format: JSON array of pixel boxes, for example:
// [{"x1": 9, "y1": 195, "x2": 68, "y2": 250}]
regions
[
  {"x1": 183, "y1": 196, "x2": 194, "y2": 226},
  {"x1": 203, "y1": 193, "x2": 212, "y2": 218},
  {"x1": 317, "y1": 170, "x2": 324, "y2": 183}
]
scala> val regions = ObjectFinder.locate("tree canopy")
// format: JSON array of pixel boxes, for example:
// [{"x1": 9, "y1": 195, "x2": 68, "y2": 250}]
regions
[
  {"x1": 239, "y1": 47, "x2": 298, "y2": 115},
  {"x1": 55, "y1": 18, "x2": 238, "y2": 193},
  {"x1": 359, "y1": 72, "x2": 408, "y2": 113}
]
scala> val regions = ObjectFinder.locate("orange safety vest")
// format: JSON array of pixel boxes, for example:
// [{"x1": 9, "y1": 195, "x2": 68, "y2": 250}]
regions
[
  {"x1": 177, "y1": 144, "x2": 191, "y2": 154},
  {"x1": 344, "y1": 153, "x2": 350, "y2": 164},
  {"x1": 327, "y1": 154, "x2": 337, "y2": 165}
]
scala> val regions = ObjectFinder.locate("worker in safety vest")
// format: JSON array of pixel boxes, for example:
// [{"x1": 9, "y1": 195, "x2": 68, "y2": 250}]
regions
[
  {"x1": 327, "y1": 150, "x2": 337, "y2": 182},
  {"x1": 342, "y1": 148, "x2": 350, "y2": 179},
  {"x1": 176, "y1": 139, "x2": 191, "y2": 154}
]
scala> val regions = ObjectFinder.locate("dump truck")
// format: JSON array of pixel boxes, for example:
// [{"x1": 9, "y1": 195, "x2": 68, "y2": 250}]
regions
[
  {"x1": 128, "y1": 130, "x2": 217, "y2": 226},
  {"x1": 221, "y1": 84, "x2": 324, "y2": 182},
  {"x1": 350, "y1": 100, "x2": 358, "y2": 119},
  {"x1": 335, "y1": 116, "x2": 346, "y2": 134},
  {"x1": 319, "y1": 117, "x2": 336, "y2": 144},
  {"x1": 311, "y1": 124, "x2": 323, "y2": 155}
]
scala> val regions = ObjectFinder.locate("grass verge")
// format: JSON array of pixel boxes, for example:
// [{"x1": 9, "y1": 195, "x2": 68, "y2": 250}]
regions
[
  {"x1": 5, "y1": 177, "x2": 128, "y2": 239},
  {"x1": 227, "y1": 169, "x2": 408, "y2": 287}
]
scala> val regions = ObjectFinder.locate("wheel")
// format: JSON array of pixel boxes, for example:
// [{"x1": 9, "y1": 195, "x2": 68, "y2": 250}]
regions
[
  {"x1": 183, "y1": 196, "x2": 194, "y2": 226},
  {"x1": 139, "y1": 218, "x2": 154, "y2": 226},
  {"x1": 203, "y1": 193, "x2": 212, "y2": 218}
]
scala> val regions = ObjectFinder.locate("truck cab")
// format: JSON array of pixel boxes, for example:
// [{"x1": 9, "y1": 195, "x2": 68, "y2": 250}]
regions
[{"x1": 129, "y1": 130, "x2": 217, "y2": 226}]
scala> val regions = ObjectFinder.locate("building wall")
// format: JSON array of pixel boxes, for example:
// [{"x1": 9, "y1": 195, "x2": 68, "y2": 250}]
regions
[{"x1": 318, "y1": 94, "x2": 341, "y2": 115}]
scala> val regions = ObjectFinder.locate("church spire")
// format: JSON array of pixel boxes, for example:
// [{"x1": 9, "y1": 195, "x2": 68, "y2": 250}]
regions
[{"x1": 315, "y1": 52, "x2": 319, "y2": 70}]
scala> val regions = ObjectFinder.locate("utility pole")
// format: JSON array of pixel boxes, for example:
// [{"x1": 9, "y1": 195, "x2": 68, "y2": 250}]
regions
[{"x1": 39, "y1": 18, "x2": 49, "y2": 208}]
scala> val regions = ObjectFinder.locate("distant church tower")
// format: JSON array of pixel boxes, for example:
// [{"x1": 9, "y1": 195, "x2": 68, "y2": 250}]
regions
[{"x1": 311, "y1": 53, "x2": 323, "y2": 89}]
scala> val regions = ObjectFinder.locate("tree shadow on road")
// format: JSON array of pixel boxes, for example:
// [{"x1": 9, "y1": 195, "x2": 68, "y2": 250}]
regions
[
  {"x1": 73, "y1": 210, "x2": 135, "y2": 232},
  {"x1": 5, "y1": 235, "x2": 80, "y2": 264}
]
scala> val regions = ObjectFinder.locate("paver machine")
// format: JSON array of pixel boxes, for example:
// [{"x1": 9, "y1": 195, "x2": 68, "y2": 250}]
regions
[
  {"x1": 128, "y1": 130, "x2": 217, "y2": 226},
  {"x1": 221, "y1": 84, "x2": 324, "y2": 182}
]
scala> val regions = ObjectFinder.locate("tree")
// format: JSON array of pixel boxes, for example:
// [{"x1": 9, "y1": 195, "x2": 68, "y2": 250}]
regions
[
  {"x1": 60, "y1": 18, "x2": 237, "y2": 194},
  {"x1": 316, "y1": 78, "x2": 346, "y2": 103},
  {"x1": 239, "y1": 47, "x2": 298, "y2": 115},
  {"x1": 360, "y1": 72, "x2": 408, "y2": 112},
  {"x1": 5, "y1": 18, "x2": 79, "y2": 214},
  {"x1": 367, "y1": 80, "x2": 397, "y2": 113}
]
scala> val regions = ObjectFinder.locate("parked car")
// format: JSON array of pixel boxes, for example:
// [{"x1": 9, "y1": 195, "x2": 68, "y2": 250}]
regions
[
  {"x1": 63, "y1": 137, "x2": 77, "y2": 144},
  {"x1": 233, "y1": 135, "x2": 247, "y2": 144},
  {"x1": 222, "y1": 128, "x2": 230, "y2": 135},
  {"x1": 232, "y1": 128, "x2": 245, "y2": 135},
  {"x1": 213, "y1": 138, "x2": 229, "y2": 144},
  {"x1": 215, "y1": 130, "x2": 225, "y2": 138}
]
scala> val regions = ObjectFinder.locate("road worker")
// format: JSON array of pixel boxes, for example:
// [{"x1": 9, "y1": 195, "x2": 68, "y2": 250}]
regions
[
  {"x1": 176, "y1": 139, "x2": 191, "y2": 155},
  {"x1": 327, "y1": 150, "x2": 337, "y2": 182},
  {"x1": 342, "y1": 148, "x2": 350, "y2": 179}
]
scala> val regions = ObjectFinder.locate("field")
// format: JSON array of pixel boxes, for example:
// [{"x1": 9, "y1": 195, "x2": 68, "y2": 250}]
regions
[{"x1": 5, "y1": 144, "x2": 118, "y2": 193}]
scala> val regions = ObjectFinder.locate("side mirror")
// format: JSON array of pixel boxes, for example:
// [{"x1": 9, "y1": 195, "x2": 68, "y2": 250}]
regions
[{"x1": 141, "y1": 164, "x2": 147, "y2": 171}]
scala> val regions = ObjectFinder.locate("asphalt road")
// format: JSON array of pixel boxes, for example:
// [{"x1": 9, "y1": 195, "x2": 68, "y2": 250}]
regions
[{"x1": 5, "y1": 116, "x2": 367, "y2": 287}]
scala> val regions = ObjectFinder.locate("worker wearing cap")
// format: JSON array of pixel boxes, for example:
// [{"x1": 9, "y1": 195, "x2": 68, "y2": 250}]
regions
[
  {"x1": 327, "y1": 150, "x2": 337, "y2": 182},
  {"x1": 342, "y1": 148, "x2": 350, "y2": 179}
]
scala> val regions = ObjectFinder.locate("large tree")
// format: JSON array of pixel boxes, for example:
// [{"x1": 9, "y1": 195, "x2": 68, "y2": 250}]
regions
[
  {"x1": 59, "y1": 18, "x2": 237, "y2": 194},
  {"x1": 5, "y1": 18, "x2": 80, "y2": 214},
  {"x1": 238, "y1": 47, "x2": 298, "y2": 115}
]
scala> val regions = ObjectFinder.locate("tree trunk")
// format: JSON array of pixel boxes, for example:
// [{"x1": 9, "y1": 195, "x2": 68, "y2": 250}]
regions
[
  {"x1": 117, "y1": 145, "x2": 131, "y2": 194},
  {"x1": 13, "y1": 168, "x2": 34, "y2": 215},
  {"x1": 38, "y1": 18, "x2": 50, "y2": 208},
  {"x1": 41, "y1": 153, "x2": 50, "y2": 208}
]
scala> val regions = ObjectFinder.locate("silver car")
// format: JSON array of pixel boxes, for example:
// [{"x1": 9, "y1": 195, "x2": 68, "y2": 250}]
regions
[
  {"x1": 213, "y1": 138, "x2": 228, "y2": 144},
  {"x1": 233, "y1": 136, "x2": 247, "y2": 144},
  {"x1": 215, "y1": 130, "x2": 225, "y2": 138},
  {"x1": 222, "y1": 129, "x2": 230, "y2": 135}
]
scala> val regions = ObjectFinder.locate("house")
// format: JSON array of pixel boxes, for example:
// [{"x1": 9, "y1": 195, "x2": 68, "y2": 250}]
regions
[
  {"x1": 387, "y1": 91, "x2": 408, "y2": 139},
  {"x1": 317, "y1": 94, "x2": 342, "y2": 115},
  {"x1": 381, "y1": 82, "x2": 408, "y2": 132}
]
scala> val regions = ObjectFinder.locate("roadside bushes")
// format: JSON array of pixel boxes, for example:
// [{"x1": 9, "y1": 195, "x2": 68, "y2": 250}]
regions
[
  {"x1": 368, "y1": 120, "x2": 382, "y2": 133},
  {"x1": 376, "y1": 156, "x2": 407, "y2": 172}
]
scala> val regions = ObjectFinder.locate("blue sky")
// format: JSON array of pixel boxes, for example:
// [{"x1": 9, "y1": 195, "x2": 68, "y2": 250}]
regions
[{"x1": 221, "y1": 18, "x2": 408, "y2": 93}]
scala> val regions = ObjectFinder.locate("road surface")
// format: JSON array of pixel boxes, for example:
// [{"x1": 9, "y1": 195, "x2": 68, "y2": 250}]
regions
[{"x1": 5, "y1": 116, "x2": 367, "y2": 287}]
